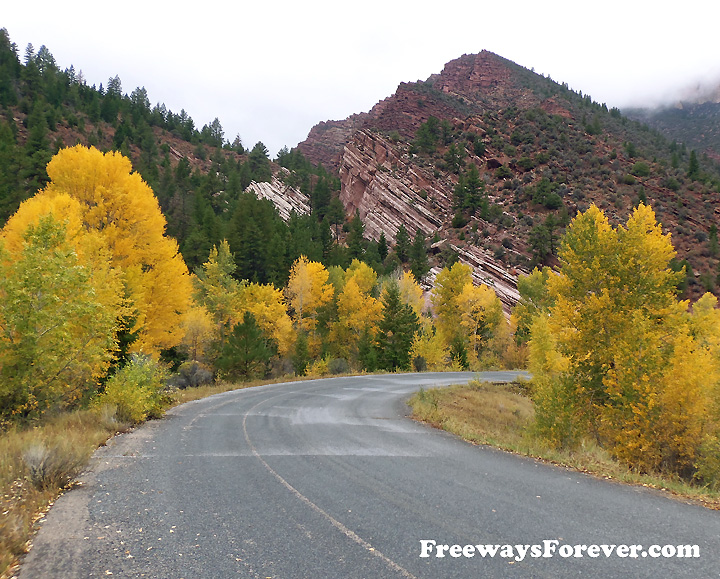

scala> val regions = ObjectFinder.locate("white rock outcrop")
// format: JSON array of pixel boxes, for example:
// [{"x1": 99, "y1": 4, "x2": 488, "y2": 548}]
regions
[{"x1": 245, "y1": 173, "x2": 310, "y2": 221}]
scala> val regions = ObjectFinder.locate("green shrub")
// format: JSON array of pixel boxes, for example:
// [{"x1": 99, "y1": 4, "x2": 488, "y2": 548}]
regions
[
  {"x1": 495, "y1": 165, "x2": 512, "y2": 180},
  {"x1": 543, "y1": 193, "x2": 563, "y2": 210},
  {"x1": 631, "y1": 161, "x2": 651, "y2": 177},
  {"x1": 95, "y1": 354, "x2": 168, "y2": 424},
  {"x1": 517, "y1": 156, "x2": 535, "y2": 171},
  {"x1": 451, "y1": 212, "x2": 468, "y2": 228},
  {"x1": 328, "y1": 358, "x2": 350, "y2": 375},
  {"x1": 695, "y1": 435, "x2": 720, "y2": 491}
]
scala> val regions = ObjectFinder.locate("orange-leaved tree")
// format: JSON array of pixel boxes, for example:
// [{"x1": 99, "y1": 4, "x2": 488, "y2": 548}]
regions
[{"x1": 9, "y1": 145, "x2": 193, "y2": 355}]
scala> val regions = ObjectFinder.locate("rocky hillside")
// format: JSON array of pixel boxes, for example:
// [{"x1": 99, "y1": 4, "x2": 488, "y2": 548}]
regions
[{"x1": 298, "y1": 51, "x2": 720, "y2": 305}]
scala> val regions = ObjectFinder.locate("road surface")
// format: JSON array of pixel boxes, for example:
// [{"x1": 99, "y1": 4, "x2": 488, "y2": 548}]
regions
[{"x1": 20, "y1": 372, "x2": 720, "y2": 578}]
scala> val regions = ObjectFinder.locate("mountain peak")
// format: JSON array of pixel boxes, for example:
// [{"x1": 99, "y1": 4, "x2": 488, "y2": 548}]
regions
[
  {"x1": 434, "y1": 51, "x2": 515, "y2": 97},
  {"x1": 297, "y1": 51, "x2": 535, "y2": 172}
]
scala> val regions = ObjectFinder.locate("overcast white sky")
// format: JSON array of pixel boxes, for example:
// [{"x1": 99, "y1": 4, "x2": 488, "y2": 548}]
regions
[{"x1": 4, "y1": 1, "x2": 720, "y2": 157}]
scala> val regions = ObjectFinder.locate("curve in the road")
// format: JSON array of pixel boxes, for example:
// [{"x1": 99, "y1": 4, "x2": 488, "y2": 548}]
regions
[{"x1": 19, "y1": 372, "x2": 720, "y2": 579}]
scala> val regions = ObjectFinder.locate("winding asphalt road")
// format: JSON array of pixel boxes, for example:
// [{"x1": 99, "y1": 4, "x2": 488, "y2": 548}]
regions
[{"x1": 20, "y1": 372, "x2": 720, "y2": 578}]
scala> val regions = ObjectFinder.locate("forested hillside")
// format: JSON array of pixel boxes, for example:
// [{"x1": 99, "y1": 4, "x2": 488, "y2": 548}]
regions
[
  {"x1": 625, "y1": 99, "x2": 720, "y2": 163},
  {"x1": 0, "y1": 28, "x2": 350, "y2": 281}
]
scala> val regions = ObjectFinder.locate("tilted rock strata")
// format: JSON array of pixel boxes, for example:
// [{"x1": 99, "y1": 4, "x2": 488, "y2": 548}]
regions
[
  {"x1": 295, "y1": 51, "x2": 560, "y2": 309},
  {"x1": 245, "y1": 173, "x2": 310, "y2": 221},
  {"x1": 296, "y1": 113, "x2": 369, "y2": 174},
  {"x1": 338, "y1": 129, "x2": 522, "y2": 313},
  {"x1": 339, "y1": 130, "x2": 449, "y2": 241}
]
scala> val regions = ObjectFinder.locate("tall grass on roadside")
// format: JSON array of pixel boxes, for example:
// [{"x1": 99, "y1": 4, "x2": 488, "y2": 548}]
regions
[
  {"x1": 412, "y1": 380, "x2": 535, "y2": 451},
  {"x1": 0, "y1": 408, "x2": 124, "y2": 578},
  {"x1": 409, "y1": 379, "x2": 720, "y2": 509}
]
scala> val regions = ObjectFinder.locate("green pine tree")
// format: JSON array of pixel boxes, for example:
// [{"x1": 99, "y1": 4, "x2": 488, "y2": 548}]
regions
[
  {"x1": 217, "y1": 311, "x2": 275, "y2": 381},
  {"x1": 394, "y1": 224, "x2": 410, "y2": 263},
  {"x1": 375, "y1": 282, "x2": 420, "y2": 371},
  {"x1": 409, "y1": 230, "x2": 430, "y2": 282}
]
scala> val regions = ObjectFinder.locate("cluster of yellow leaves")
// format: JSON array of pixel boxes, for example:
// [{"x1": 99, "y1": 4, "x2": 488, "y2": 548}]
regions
[
  {"x1": 329, "y1": 260, "x2": 383, "y2": 359},
  {"x1": 410, "y1": 329, "x2": 447, "y2": 371},
  {"x1": 398, "y1": 271, "x2": 425, "y2": 318},
  {"x1": 526, "y1": 203, "x2": 720, "y2": 480},
  {"x1": 429, "y1": 262, "x2": 507, "y2": 368},
  {"x1": 286, "y1": 256, "x2": 333, "y2": 356},
  {"x1": 191, "y1": 240, "x2": 295, "y2": 359},
  {"x1": 3, "y1": 146, "x2": 192, "y2": 356},
  {"x1": 431, "y1": 262, "x2": 473, "y2": 344},
  {"x1": 458, "y1": 283, "x2": 504, "y2": 358},
  {"x1": 241, "y1": 283, "x2": 294, "y2": 356},
  {"x1": 0, "y1": 145, "x2": 196, "y2": 418},
  {"x1": 181, "y1": 305, "x2": 216, "y2": 362},
  {"x1": 0, "y1": 216, "x2": 120, "y2": 418}
]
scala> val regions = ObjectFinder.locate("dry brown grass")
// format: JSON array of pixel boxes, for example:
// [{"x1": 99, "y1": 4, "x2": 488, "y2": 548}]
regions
[
  {"x1": 0, "y1": 408, "x2": 125, "y2": 578},
  {"x1": 410, "y1": 380, "x2": 535, "y2": 449},
  {"x1": 408, "y1": 379, "x2": 720, "y2": 510}
]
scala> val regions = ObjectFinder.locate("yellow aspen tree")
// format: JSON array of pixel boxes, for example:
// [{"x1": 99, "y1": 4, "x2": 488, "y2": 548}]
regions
[
  {"x1": 456, "y1": 282, "x2": 504, "y2": 362},
  {"x1": 127, "y1": 243, "x2": 192, "y2": 353},
  {"x1": 0, "y1": 216, "x2": 121, "y2": 419},
  {"x1": 239, "y1": 282, "x2": 294, "y2": 356},
  {"x1": 397, "y1": 270, "x2": 425, "y2": 318},
  {"x1": 533, "y1": 203, "x2": 718, "y2": 478},
  {"x1": 1, "y1": 191, "x2": 128, "y2": 325},
  {"x1": 543, "y1": 204, "x2": 673, "y2": 436},
  {"x1": 343, "y1": 259, "x2": 378, "y2": 294},
  {"x1": 686, "y1": 294, "x2": 720, "y2": 487},
  {"x1": 431, "y1": 262, "x2": 473, "y2": 345},
  {"x1": 397, "y1": 270, "x2": 445, "y2": 369},
  {"x1": 658, "y1": 294, "x2": 720, "y2": 476},
  {"x1": 338, "y1": 279, "x2": 382, "y2": 341},
  {"x1": 689, "y1": 292, "x2": 720, "y2": 354},
  {"x1": 656, "y1": 331, "x2": 718, "y2": 474},
  {"x1": 329, "y1": 262, "x2": 382, "y2": 359},
  {"x1": 527, "y1": 313, "x2": 576, "y2": 447},
  {"x1": 597, "y1": 310, "x2": 670, "y2": 469},
  {"x1": 1, "y1": 192, "x2": 86, "y2": 253},
  {"x1": 410, "y1": 327, "x2": 448, "y2": 371},
  {"x1": 512, "y1": 267, "x2": 551, "y2": 344},
  {"x1": 286, "y1": 255, "x2": 333, "y2": 339},
  {"x1": 528, "y1": 314, "x2": 569, "y2": 378},
  {"x1": 193, "y1": 241, "x2": 244, "y2": 349},
  {"x1": 181, "y1": 304, "x2": 217, "y2": 362},
  {"x1": 18, "y1": 145, "x2": 192, "y2": 355}
]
